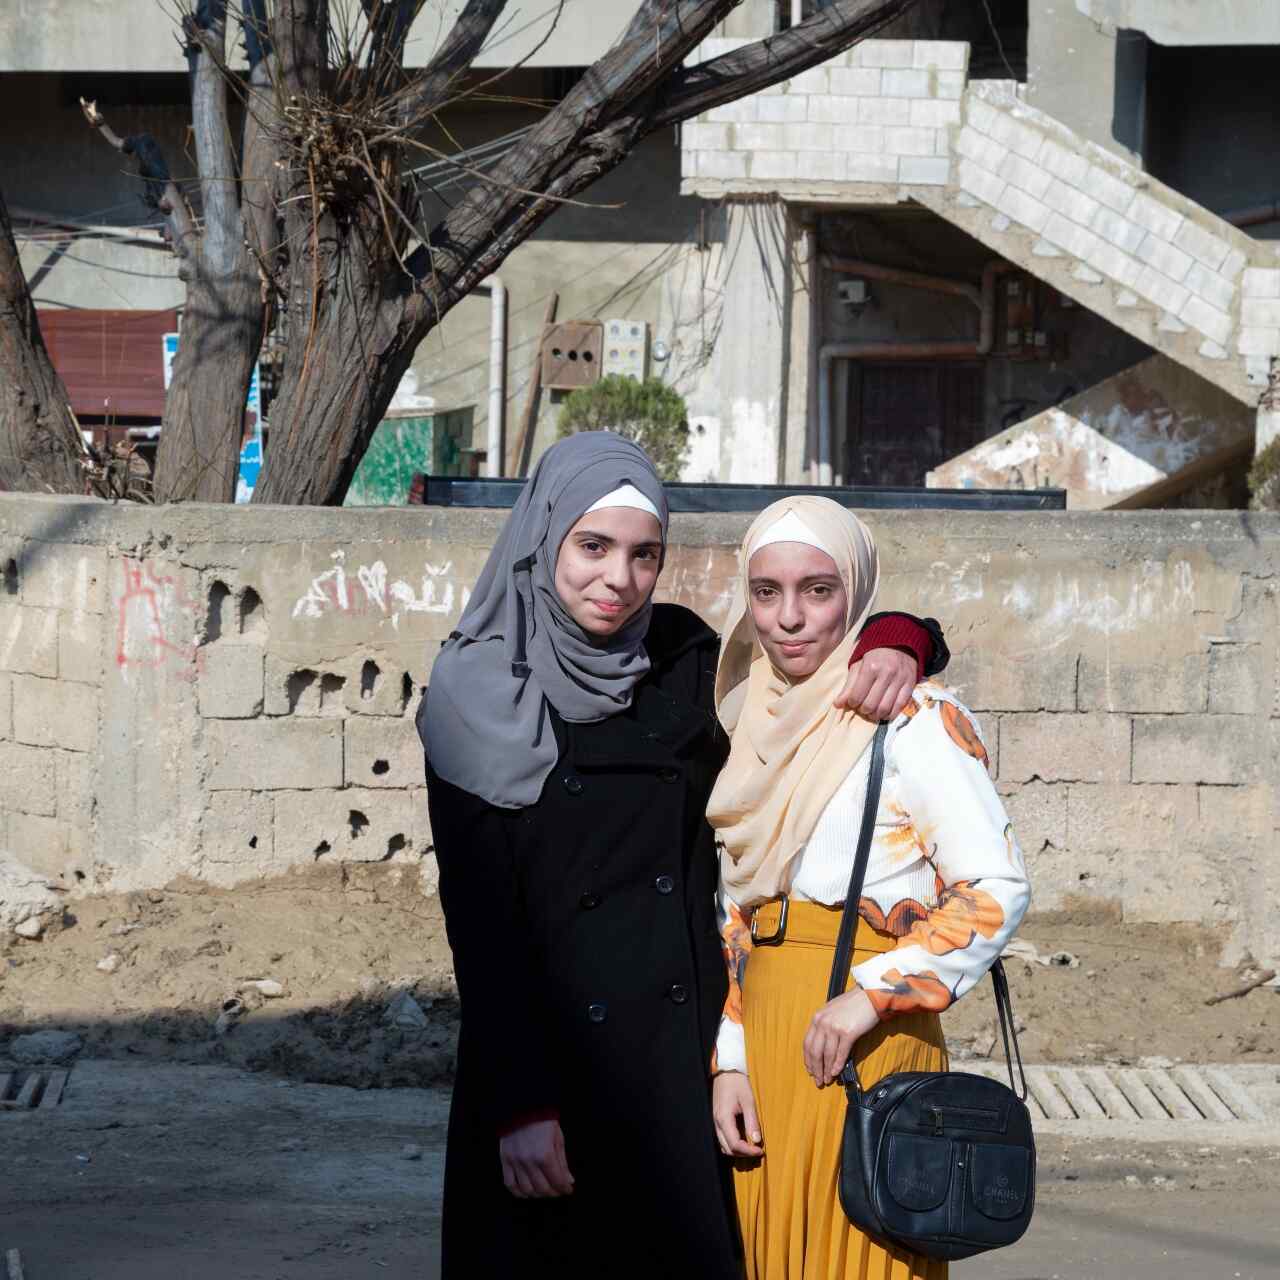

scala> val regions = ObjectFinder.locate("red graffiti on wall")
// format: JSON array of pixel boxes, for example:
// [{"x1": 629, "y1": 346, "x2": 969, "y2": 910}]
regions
[{"x1": 115, "y1": 559, "x2": 199, "y2": 678}]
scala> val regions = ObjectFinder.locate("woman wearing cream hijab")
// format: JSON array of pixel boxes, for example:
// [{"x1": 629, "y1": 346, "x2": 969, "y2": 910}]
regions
[{"x1": 706, "y1": 497, "x2": 1030, "y2": 1280}]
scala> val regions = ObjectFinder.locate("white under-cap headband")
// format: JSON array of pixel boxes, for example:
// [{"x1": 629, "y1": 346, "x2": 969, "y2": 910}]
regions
[
  {"x1": 584, "y1": 483, "x2": 662, "y2": 521},
  {"x1": 750, "y1": 508, "x2": 834, "y2": 557}
]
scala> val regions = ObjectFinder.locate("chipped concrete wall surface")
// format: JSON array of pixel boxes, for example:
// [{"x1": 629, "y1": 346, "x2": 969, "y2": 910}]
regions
[{"x1": 1, "y1": 495, "x2": 1277, "y2": 968}]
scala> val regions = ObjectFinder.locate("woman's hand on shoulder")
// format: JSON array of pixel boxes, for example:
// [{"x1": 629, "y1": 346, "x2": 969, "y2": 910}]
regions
[
  {"x1": 499, "y1": 1118, "x2": 575, "y2": 1198},
  {"x1": 803, "y1": 988, "x2": 879, "y2": 1087},
  {"x1": 712, "y1": 1071, "x2": 764, "y2": 1158},
  {"x1": 835, "y1": 649, "x2": 916, "y2": 721}
]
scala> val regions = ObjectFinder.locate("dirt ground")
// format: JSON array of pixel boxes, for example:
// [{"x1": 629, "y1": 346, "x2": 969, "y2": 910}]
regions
[
  {"x1": 4, "y1": 868, "x2": 1280, "y2": 1278},
  {"x1": 2, "y1": 1060, "x2": 1278, "y2": 1279},
  {"x1": 3, "y1": 864, "x2": 1278, "y2": 1085}
]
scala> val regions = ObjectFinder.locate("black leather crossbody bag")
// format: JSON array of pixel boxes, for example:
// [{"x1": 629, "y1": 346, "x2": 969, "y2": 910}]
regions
[{"x1": 829, "y1": 722, "x2": 1036, "y2": 1261}]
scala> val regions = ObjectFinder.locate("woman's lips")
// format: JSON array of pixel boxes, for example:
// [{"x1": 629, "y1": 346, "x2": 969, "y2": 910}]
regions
[
  {"x1": 591, "y1": 598, "x2": 626, "y2": 616},
  {"x1": 778, "y1": 640, "x2": 810, "y2": 657}
]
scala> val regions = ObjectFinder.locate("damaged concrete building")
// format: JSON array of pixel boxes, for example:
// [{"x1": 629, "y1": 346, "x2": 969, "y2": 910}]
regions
[
  {"x1": 4, "y1": 2, "x2": 1277, "y2": 503},
  {"x1": 679, "y1": 0, "x2": 1280, "y2": 506}
]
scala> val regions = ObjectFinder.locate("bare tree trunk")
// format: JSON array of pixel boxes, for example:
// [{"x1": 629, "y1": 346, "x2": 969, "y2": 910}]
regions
[
  {"x1": 254, "y1": 240, "x2": 411, "y2": 504},
  {"x1": 0, "y1": 189, "x2": 89, "y2": 494},
  {"x1": 151, "y1": 1, "x2": 266, "y2": 503},
  {"x1": 251, "y1": 0, "x2": 427, "y2": 505},
  {"x1": 155, "y1": 264, "x2": 265, "y2": 502}
]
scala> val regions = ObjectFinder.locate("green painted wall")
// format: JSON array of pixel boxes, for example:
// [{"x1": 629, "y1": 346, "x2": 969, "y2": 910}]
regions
[{"x1": 344, "y1": 409, "x2": 474, "y2": 507}]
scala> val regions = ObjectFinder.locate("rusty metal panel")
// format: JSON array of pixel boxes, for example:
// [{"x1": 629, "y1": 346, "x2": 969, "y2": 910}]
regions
[
  {"x1": 37, "y1": 308, "x2": 178, "y2": 418},
  {"x1": 542, "y1": 321, "x2": 602, "y2": 389}
]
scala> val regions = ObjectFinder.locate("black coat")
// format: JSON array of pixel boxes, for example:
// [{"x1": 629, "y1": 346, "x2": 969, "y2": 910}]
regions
[{"x1": 426, "y1": 603, "x2": 740, "y2": 1279}]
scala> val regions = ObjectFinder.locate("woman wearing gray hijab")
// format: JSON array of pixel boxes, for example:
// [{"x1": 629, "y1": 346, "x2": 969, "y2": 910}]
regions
[{"x1": 419, "y1": 432, "x2": 944, "y2": 1278}]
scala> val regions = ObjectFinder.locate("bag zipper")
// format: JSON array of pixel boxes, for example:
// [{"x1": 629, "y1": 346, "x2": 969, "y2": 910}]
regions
[{"x1": 923, "y1": 1104, "x2": 1001, "y2": 1134}]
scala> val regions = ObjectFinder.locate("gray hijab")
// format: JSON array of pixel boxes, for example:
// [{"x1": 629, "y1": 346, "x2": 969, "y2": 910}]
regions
[{"x1": 417, "y1": 432, "x2": 669, "y2": 809}]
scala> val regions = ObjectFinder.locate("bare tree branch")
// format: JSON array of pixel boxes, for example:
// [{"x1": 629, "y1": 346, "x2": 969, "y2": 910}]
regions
[
  {"x1": 403, "y1": 0, "x2": 726, "y2": 297},
  {"x1": 239, "y1": 1, "x2": 285, "y2": 296},
  {"x1": 0, "y1": 190, "x2": 101, "y2": 495},
  {"x1": 359, "y1": 0, "x2": 417, "y2": 93},
  {"x1": 404, "y1": 0, "x2": 509, "y2": 118},
  {"x1": 652, "y1": 0, "x2": 919, "y2": 127},
  {"x1": 184, "y1": 0, "x2": 242, "y2": 273},
  {"x1": 410, "y1": 0, "x2": 918, "y2": 316},
  {"x1": 79, "y1": 97, "x2": 197, "y2": 263},
  {"x1": 274, "y1": 0, "x2": 329, "y2": 99}
]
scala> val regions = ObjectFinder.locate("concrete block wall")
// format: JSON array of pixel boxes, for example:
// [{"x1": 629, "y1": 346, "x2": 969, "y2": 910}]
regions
[
  {"x1": 1, "y1": 496, "x2": 1278, "y2": 969},
  {"x1": 681, "y1": 38, "x2": 968, "y2": 192}
]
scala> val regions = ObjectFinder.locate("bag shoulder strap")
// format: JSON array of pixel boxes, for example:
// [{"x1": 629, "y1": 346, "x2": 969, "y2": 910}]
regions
[
  {"x1": 827, "y1": 722, "x2": 888, "y2": 1006},
  {"x1": 826, "y1": 719, "x2": 1029, "y2": 1102}
]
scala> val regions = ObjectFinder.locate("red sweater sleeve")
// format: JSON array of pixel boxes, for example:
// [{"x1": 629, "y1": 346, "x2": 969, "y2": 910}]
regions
[
  {"x1": 498, "y1": 1106, "x2": 562, "y2": 1139},
  {"x1": 851, "y1": 613, "x2": 934, "y2": 682}
]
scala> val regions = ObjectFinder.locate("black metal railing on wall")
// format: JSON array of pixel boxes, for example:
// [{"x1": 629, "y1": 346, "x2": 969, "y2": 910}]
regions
[{"x1": 413, "y1": 477, "x2": 1066, "y2": 513}]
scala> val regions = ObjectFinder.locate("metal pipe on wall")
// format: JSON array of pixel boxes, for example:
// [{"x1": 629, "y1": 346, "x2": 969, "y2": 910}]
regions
[
  {"x1": 805, "y1": 224, "x2": 822, "y2": 484},
  {"x1": 817, "y1": 260, "x2": 1012, "y2": 483},
  {"x1": 1223, "y1": 200, "x2": 1280, "y2": 228},
  {"x1": 479, "y1": 275, "x2": 507, "y2": 478}
]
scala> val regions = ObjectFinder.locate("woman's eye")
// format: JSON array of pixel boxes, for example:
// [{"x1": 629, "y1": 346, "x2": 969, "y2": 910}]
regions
[
  {"x1": 580, "y1": 541, "x2": 603, "y2": 554},
  {"x1": 635, "y1": 548, "x2": 658, "y2": 562}
]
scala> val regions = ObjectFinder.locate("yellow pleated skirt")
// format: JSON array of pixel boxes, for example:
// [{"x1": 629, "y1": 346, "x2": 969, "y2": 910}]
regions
[{"x1": 733, "y1": 900, "x2": 949, "y2": 1280}]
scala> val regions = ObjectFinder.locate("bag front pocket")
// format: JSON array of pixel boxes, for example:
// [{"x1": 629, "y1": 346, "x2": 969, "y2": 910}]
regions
[
  {"x1": 968, "y1": 1142, "x2": 1033, "y2": 1221},
  {"x1": 886, "y1": 1133, "x2": 952, "y2": 1212}
]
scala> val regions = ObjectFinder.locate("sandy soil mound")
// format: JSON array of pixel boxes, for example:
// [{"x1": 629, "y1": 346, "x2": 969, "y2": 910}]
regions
[
  {"x1": 1, "y1": 863, "x2": 458, "y2": 1088},
  {"x1": 4, "y1": 867, "x2": 1277, "y2": 1083},
  {"x1": 944, "y1": 910, "x2": 1279, "y2": 1065}
]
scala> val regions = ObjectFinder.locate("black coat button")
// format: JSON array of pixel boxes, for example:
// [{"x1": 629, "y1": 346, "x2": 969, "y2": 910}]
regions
[
  {"x1": 658, "y1": 768, "x2": 680, "y2": 784},
  {"x1": 579, "y1": 892, "x2": 601, "y2": 910},
  {"x1": 587, "y1": 1002, "x2": 607, "y2": 1023},
  {"x1": 668, "y1": 984, "x2": 689, "y2": 1005},
  {"x1": 563, "y1": 775, "x2": 584, "y2": 795},
  {"x1": 654, "y1": 875, "x2": 674, "y2": 895}
]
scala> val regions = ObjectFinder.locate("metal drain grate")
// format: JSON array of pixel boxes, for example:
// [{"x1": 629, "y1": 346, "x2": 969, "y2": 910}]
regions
[
  {"x1": 964, "y1": 1063, "x2": 1265, "y2": 1124},
  {"x1": 0, "y1": 1068, "x2": 68, "y2": 1111}
]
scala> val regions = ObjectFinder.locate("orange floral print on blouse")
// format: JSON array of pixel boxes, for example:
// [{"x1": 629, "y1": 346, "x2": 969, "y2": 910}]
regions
[
  {"x1": 940, "y1": 701, "x2": 988, "y2": 769},
  {"x1": 864, "y1": 968, "x2": 955, "y2": 1016},
  {"x1": 721, "y1": 900, "x2": 753, "y2": 1026},
  {"x1": 901, "y1": 880, "x2": 1005, "y2": 957}
]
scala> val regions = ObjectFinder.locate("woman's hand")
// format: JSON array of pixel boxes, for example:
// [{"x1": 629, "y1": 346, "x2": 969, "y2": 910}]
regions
[
  {"x1": 803, "y1": 989, "x2": 879, "y2": 1087},
  {"x1": 712, "y1": 1071, "x2": 764, "y2": 1158},
  {"x1": 835, "y1": 649, "x2": 917, "y2": 721},
  {"x1": 499, "y1": 1118, "x2": 575, "y2": 1198}
]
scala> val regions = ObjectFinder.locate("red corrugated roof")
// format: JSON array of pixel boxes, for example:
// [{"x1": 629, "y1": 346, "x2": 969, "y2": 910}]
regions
[{"x1": 37, "y1": 308, "x2": 177, "y2": 418}]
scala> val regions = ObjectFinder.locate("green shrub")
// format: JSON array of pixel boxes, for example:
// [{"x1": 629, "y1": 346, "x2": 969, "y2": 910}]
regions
[
  {"x1": 557, "y1": 375, "x2": 690, "y2": 481},
  {"x1": 1248, "y1": 437, "x2": 1280, "y2": 512}
]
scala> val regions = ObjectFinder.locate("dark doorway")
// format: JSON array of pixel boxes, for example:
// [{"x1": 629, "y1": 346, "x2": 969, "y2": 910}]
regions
[{"x1": 843, "y1": 362, "x2": 985, "y2": 487}]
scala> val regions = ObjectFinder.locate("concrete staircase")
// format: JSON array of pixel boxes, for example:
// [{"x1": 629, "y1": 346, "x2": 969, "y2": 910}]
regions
[{"x1": 911, "y1": 82, "x2": 1276, "y2": 408}]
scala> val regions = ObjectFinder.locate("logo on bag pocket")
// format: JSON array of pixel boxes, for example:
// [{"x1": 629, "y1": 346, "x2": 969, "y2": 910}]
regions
[{"x1": 981, "y1": 1175, "x2": 1021, "y2": 1205}]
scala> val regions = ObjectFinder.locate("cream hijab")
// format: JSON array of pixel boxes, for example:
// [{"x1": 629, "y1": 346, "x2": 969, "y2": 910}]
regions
[{"x1": 706, "y1": 497, "x2": 880, "y2": 906}]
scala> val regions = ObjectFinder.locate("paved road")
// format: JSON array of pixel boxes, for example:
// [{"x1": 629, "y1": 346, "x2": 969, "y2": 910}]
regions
[
  {"x1": 3, "y1": 1062, "x2": 1277, "y2": 1279},
  {"x1": 959, "y1": 1188, "x2": 1280, "y2": 1280}
]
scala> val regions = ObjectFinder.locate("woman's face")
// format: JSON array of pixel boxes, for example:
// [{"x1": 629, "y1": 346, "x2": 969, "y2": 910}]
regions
[
  {"x1": 554, "y1": 506, "x2": 664, "y2": 640},
  {"x1": 747, "y1": 542, "x2": 849, "y2": 681}
]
